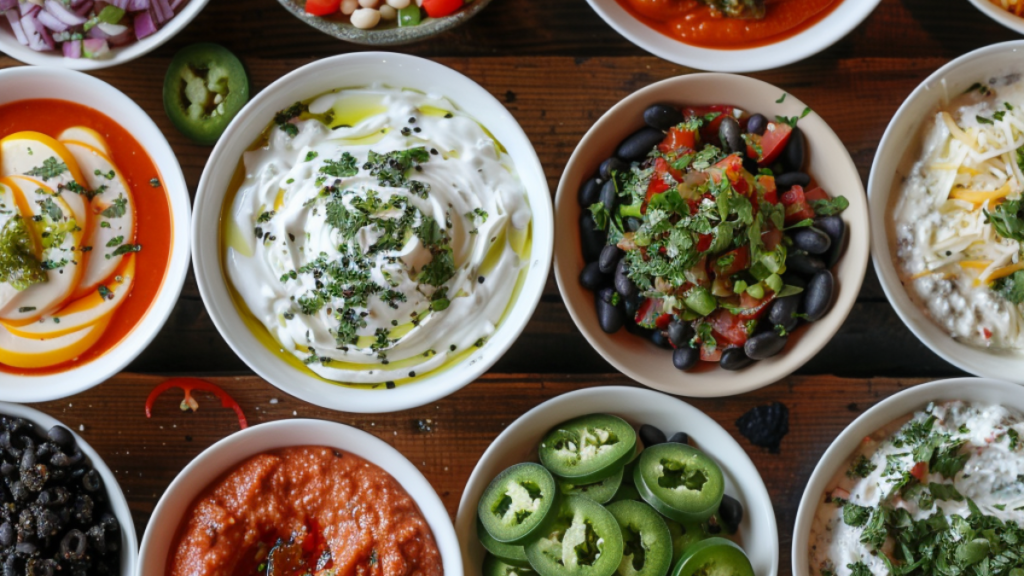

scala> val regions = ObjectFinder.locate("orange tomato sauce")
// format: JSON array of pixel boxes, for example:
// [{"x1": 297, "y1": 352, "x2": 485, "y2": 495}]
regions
[
  {"x1": 616, "y1": 0, "x2": 843, "y2": 50},
  {"x1": 0, "y1": 99, "x2": 173, "y2": 376}
]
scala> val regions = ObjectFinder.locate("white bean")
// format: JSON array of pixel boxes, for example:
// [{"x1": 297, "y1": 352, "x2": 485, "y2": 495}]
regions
[
  {"x1": 386, "y1": 0, "x2": 409, "y2": 8},
  {"x1": 340, "y1": 0, "x2": 358, "y2": 14},
  {"x1": 379, "y1": 4, "x2": 397, "y2": 19},
  {"x1": 357, "y1": 0, "x2": 378, "y2": 7},
  {"x1": 350, "y1": 7, "x2": 381, "y2": 28}
]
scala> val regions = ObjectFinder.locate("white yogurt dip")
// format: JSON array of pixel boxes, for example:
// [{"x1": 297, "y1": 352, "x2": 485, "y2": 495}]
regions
[
  {"x1": 224, "y1": 86, "x2": 532, "y2": 385},
  {"x1": 892, "y1": 79, "x2": 1024, "y2": 352},
  {"x1": 809, "y1": 401, "x2": 1024, "y2": 576}
]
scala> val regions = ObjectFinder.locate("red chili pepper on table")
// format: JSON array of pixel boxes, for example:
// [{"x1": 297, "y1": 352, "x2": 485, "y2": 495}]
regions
[{"x1": 145, "y1": 377, "x2": 248, "y2": 429}]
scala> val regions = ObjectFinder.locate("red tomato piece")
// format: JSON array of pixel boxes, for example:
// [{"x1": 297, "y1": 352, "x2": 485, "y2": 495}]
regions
[
  {"x1": 758, "y1": 122, "x2": 793, "y2": 167},
  {"x1": 804, "y1": 186, "x2": 829, "y2": 203},
  {"x1": 423, "y1": 0, "x2": 463, "y2": 17},
  {"x1": 761, "y1": 226, "x2": 783, "y2": 252},
  {"x1": 655, "y1": 313, "x2": 672, "y2": 330},
  {"x1": 700, "y1": 343, "x2": 722, "y2": 362},
  {"x1": 711, "y1": 247, "x2": 750, "y2": 277},
  {"x1": 304, "y1": 0, "x2": 340, "y2": 15},
  {"x1": 659, "y1": 126, "x2": 696, "y2": 154},
  {"x1": 644, "y1": 157, "x2": 677, "y2": 209},
  {"x1": 781, "y1": 185, "x2": 814, "y2": 225},
  {"x1": 757, "y1": 175, "x2": 778, "y2": 204},
  {"x1": 737, "y1": 292, "x2": 774, "y2": 321},
  {"x1": 708, "y1": 309, "x2": 749, "y2": 346},
  {"x1": 684, "y1": 105, "x2": 745, "y2": 142},
  {"x1": 696, "y1": 233, "x2": 713, "y2": 253},
  {"x1": 909, "y1": 461, "x2": 928, "y2": 482}
]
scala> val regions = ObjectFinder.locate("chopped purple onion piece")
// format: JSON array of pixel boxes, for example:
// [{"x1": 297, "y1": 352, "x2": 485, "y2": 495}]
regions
[
  {"x1": 62, "y1": 37, "x2": 81, "y2": 57},
  {"x1": 5, "y1": 10, "x2": 27, "y2": 44},
  {"x1": 43, "y1": 0, "x2": 85, "y2": 25}
]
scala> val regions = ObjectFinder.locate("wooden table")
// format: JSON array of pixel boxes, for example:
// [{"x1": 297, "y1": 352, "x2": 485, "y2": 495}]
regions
[{"x1": 0, "y1": 0, "x2": 1010, "y2": 573}]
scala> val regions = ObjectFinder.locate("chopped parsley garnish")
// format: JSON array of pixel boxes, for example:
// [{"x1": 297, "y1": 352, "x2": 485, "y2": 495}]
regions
[
  {"x1": 776, "y1": 93, "x2": 787, "y2": 103},
  {"x1": 847, "y1": 454, "x2": 877, "y2": 479},
  {"x1": 94, "y1": 168, "x2": 116, "y2": 180},
  {"x1": 274, "y1": 102, "x2": 308, "y2": 137},
  {"x1": 106, "y1": 236, "x2": 124, "y2": 248},
  {"x1": 810, "y1": 196, "x2": 849, "y2": 217},
  {"x1": 100, "y1": 195, "x2": 128, "y2": 218},
  {"x1": 37, "y1": 197, "x2": 63, "y2": 222},
  {"x1": 843, "y1": 502, "x2": 872, "y2": 527},
  {"x1": 0, "y1": 216, "x2": 48, "y2": 291},
  {"x1": 319, "y1": 153, "x2": 359, "y2": 178},
  {"x1": 25, "y1": 157, "x2": 67, "y2": 181},
  {"x1": 108, "y1": 243, "x2": 142, "y2": 258},
  {"x1": 304, "y1": 151, "x2": 319, "y2": 162},
  {"x1": 775, "y1": 106, "x2": 812, "y2": 128}
]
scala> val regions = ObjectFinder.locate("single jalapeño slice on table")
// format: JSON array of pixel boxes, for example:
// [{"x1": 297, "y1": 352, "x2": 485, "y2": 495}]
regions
[
  {"x1": 524, "y1": 495, "x2": 624, "y2": 576},
  {"x1": 606, "y1": 499, "x2": 674, "y2": 576},
  {"x1": 538, "y1": 414, "x2": 637, "y2": 484},
  {"x1": 478, "y1": 462, "x2": 559, "y2": 545},
  {"x1": 633, "y1": 443, "x2": 724, "y2": 523}
]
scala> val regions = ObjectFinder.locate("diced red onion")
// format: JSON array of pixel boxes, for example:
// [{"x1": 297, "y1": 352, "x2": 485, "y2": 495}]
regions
[
  {"x1": 82, "y1": 36, "x2": 107, "y2": 57},
  {"x1": 0, "y1": 0, "x2": 16, "y2": 12},
  {"x1": 132, "y1": 8, "x2": 153, "y2": 38},
  {"x1": 19, "y1": 2, "x2": 40, "y2": 18},
  {"x1": 68, "y1": 0, "x2": 87, "y2": 8},
  {"x1": 107, "y1": 25, "x2": 130, "y2": 44},
  {"x1": 5, "y1": 10, "x2": 27, "y2": 44},
  {"x1": 36, "y1": 8, "x2": 66, "y2": 30},
  {"x1": 126, "y1": 0, "x2": 146, "y2": 11},
  {"x1": 85, "y1": 23, "x2": 106, "y2": 37},
  {"x1": 20, "y1": 13, "x2": 54, "y2": 51},
  {"x1": 72, "y1": 0, "x2": 91, "y2": 15},
  {"x1": 62, "y1": 37, "x2": 80, "y2": 57},
  {"x1": 96, "y1": 21, "x2": 125, "y2": 35},
  {"x1": 150, "y1": 0, "x2": 169, "y2": 23},
  {"x1": 43, "y1": 0, "x2": 85, "y2": 25},
  {"x1": 168, "y1": 0, "x2": 183, "y2": 10}
]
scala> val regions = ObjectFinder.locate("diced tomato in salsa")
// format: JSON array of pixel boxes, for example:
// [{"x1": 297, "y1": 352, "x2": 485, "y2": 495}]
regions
[
  {"x1": 659, "y1": 126, "x2": 697, "y2": 154},
  {"x1": 761, "y1": 225, "x2": 783, "y2": 252},
  {"x1": 711, "y1": 247, "x2": 750, "y2": 277},
  {"x1": 781, "y1": 185, "x2": 815, "y2": 225},
  {"x1": 803, "y1": 186, "x2": 829, "y2": 203},
  {"x1": 700, "y1": 343, "x2": 722, "y2": 362},
  {"x1": 644, "y1": 157, "x2": 679, "y2": 210},
  {"x1": 757, "y1": 122, "x2": 793, "y2": 166},
  {"x1": 757, "y1": 175, "x2": 778, "y2": 204},
  {"x1": 708, "y1": 309, "x2": 749, "y2": 346},
  {"x1": 737, "y1": 292, "x2": 774, "y2": 320}
]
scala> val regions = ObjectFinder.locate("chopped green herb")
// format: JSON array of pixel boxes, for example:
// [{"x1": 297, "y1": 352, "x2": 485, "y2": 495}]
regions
[{"x1": 25, "y1": 157, "x2": 67, "y2": 182}]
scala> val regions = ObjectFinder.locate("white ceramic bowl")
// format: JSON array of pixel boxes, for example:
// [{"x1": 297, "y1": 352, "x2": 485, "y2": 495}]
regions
[
  {"x1": 0, "y1": 401, "x2": 138, "y2": 575},
  {"x1": 0, "y1": 66, "x2": 191, "y2": 402},
  {"x1": 192, "y1": 52, "x2": 552, "y2": 413},
  {"x1": 584, "y1": 0, "x2": 881, "y2": 73},
  {"x1": 554, "y1": 73, "x2": 870, "y2": 398},
  {"x1": 868, "y1": 40, "x2": 1024, "y2": 383},
  {"x1": 455, "y1": 386, "x2": 779, "y2": 576},
  {"x1": 137, "y1": 418, "x2": 461, "y2": 576},
  {"x1": 791, "y1": 377, "x2": 1022, "y2": 576},
  {"x1": 968, "y1": 0, "x2": 1024, "y2": 35},
  {"x1": 0, "y1": 0, "x2": 210, "y2": 69}
]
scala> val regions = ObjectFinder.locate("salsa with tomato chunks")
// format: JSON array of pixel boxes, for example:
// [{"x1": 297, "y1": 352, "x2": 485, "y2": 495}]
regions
[{"x1": 579, "y1": 102, "x2": 848, "y2": 372}]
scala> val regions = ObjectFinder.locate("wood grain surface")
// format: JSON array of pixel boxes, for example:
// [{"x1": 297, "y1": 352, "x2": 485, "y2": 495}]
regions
[{"x1": 0, "y1": 0, "x2": 1014, "y2": 573}]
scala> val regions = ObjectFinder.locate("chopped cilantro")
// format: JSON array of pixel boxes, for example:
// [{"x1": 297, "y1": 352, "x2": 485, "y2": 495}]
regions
[
  {"x1": 100, "y1": 195, "x2": 128, "y2": 218},
  {"x1": 25, "y1": 157, "x2": 67, "y2": 181},
  {"x1": 106, "y1": 236, "x2": 124, "y2": 247},
  {"x1": 319, "y1": 153, "x2": 359, "y2": 178},
  {"x1": 304, "y1": 151, "x2": 319, "y2": 162},
  {"x1": 847, "y1": 454, "x2": 877, "y2": 479}
]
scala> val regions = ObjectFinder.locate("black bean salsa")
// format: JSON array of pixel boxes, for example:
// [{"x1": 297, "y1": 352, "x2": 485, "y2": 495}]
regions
[
  {"x1": 578, "y1": 100, "x2": 850, "y2": 372},
  {"x1": 0, "y1": 415, "x2": 121, "y2": 576}
]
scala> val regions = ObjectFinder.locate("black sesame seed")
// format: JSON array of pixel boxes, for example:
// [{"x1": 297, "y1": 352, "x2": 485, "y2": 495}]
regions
[
  {"x1": 430, "y1": 148, "x2": 438, "y2": 155},
  {"x1": 413, "y1": 127, "x2": 422, "y2": 133},
  {"x1": 449, "y1": 344, "x2": 457, "y2": 351},
  {"x1": 478, "y1": 276, "x2": 485, "y2": 284},
  {"x1": 385, "y1": 381, "x2": 396, "y2": 389},
  {"x1": 408, "y1": 371, "x2": 416, "y2": 377}
]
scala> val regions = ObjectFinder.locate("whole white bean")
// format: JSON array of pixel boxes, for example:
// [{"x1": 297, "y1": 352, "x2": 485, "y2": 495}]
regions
[
  {"x1": 379, "y1": 4, "x2": 397, "y2": 18},
  {"x1": 340, "y1": 0, "x2": 358, "y2": 14},
  {"x1": 357, "y1": 0, "x2": 378, "y2": 7},
  {"x1": 385, "y1": 0, "x2": 409, "y2": 8},
  {"x1": 350, "y1": 7, "x2": 381, "y2": 28}
]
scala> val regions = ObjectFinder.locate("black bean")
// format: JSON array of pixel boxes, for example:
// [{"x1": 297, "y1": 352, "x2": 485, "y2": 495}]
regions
[
  {"x1": 625, "y1": 217, "x2": 642, "y2": 232},
  {"x1": 668, "y1": 431, "x2": 690, "y2": 444},
  {"x1": 579, "y1": 213, "x2": 606, "y2": 263},
  {"x1": 787, "y1": 251, "x2": 825, "y2": 277},
  {"x1": 596, "y1": 288, "x2": 625, "y2": 334},
  {"x1": 577, "y1": 177, "x2": 602, "y2": 207},
  {"x1": 644, "y1": 104, "x2": 684, "y2": 130},
  {"x1": 598, "y1": 245, "x2": 624, "y2": 275},
  {"x1": 599, "y1": 157, "x2": 629, "y2": 181},
  {"x1": 781, "y1": 127, "x2": 805, "y2": 173},
  {"x1": 81, "y1": 470, "x2": 101, "y2": 493},
  {"x1": 720, "y1": 347, "x2": 755, "y2": 371},
  {"x1": 614, "y1": 259, "x2": 638, "y2": 299},
  {"x1": 718, "y1": 494, "x2": 744, "y2": 533},
  {"x1": 792, "y1": 227, "x2": 831, "y2": 255},
  {"x1": 579, "y1": 262, "x2": 610, "y2": 291},
  {"x1": 617, "y1": 127, "x2": 664, "y2": 161},
  {"x1": 768, "y1": 295, "x2": 801, "y2": 332},
  {"x1": 803, "y1": 269, "x2": 835, "y2": 321},
  {"x1": 20, "y1": 450, "x2": 34, "y2": 471},
  {"x1": 651, "y1": 330, "x2": 672, "y2": 349},
  {"x1": 774, "y1": 171, "x2": 810, "y2": 191},
  {"x1": 599, "y1": 179, "x2": 619, "y2": 213},
  {"x1": 719, "y1": 116, "x2": 744, "y2": 154},
  {"x1": 15, "y1": 542, "x2": 36, "y2": 556},
  {"x1": 60, "y1": 530, "x2": 86, "y2": 561},
  {"x1": 746, "y1": 113, "x2": 768, "y2": 136},
  {"x1": 667, "y1": 321, "x2": 695, "y2": 348},
  {"x1": 0, "y1": 523, "x2": 13, "y2": 547},
  {"x1": 639, "y1": 424, "x2": 667, "y2": 447},
  {"x1": 672, "y1": 347, "x2": 700, "y2": 371},
  {"x1": 744, "y1": 331, "x2": 788, "y2": 360},
  {"x1": 45, "y1": 427, "x2": 73, "y2": 451}
]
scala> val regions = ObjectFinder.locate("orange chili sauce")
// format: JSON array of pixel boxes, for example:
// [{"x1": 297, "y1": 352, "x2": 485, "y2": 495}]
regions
[
  {"x1": 0, "y1": 99, "x2": 173, "y2": 376},
  {"x1": 615, "y1": 0, "x2": 843, "y2": 50}
]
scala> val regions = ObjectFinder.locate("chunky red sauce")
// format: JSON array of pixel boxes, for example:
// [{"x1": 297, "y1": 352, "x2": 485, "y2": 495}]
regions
[{"x1": 615, "y1": 0, "x2": 843, "y2": 50}]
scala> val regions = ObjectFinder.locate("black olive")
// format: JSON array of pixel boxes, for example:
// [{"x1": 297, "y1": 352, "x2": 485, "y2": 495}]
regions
[
  {"x1": 639, "y1": 424, "x2": 667, "y2": 447},
  {"x1": 787, "y1": 251, "x2": 825, "y2": 278},
  {"x1": 792, "y1": 227, "x2": 831, "y2": 255},
  {"x1": 719, "y1": 116, "x2": 744, "y2": 154},
  {"x1": 781, "y1": 126, "x2": 806, "y2": 173},
  {"x1": 667, "y1": 321, "x2": 695, "y2": 348},
  {"x1": 743, "y1": 331, "x2": 788, "y2": 360},
  {"x1": 717, "y1": 494, "x2": 744, "y2": 533},
  {"x1": 577, "y1": 177, "x2": 602, "y2": 207},
  {"x1": 596, "y1": 288, "x2": 625, "y2": 334},
  {"x1": 803, "y1": 269, "x2": 835, "y2": 321},
  {"x1": 774, "y1": 171, "x2": 810, "y2": 191},
  {"x1": 720, "y1": 347, "x2": 755, "y2": 371},
  {"x1": 579, "y1": 213, "x2": 606, "y2": 263},
  {"x1": 746, "y1": 113, "x2": 768, "y2": 136},
  {"x1": 614, "y1": 259, "x2": 638, "y2": 299},
  {"x1": 736, "y1": 402, "x2": 789, "y2": 452},
  {"x1": 643, "y1": 104, "x2": 684, "y2": 130},
  {"x1": 599, "y1": 157, "x2": 629, "y2": 181},
  {"x1": 672, "y1": 346, "x2": 700, "y2": 371},
  {"x1": 45, "y1": 427, "x2": 73, "y2": 451},
  {"x1": 598, "y1": 245, "x2": 624, "y2": 275},
  {"x1": 617, "y1": 127, "x2": 665, "y2": 161},
  {"x1": 816, "y1": 216, "x2": 847, "y2": 269},
  {"x1": 623, "y1": 294, "x2": 643, "y2": 320},
  {"x1": 668, "y1": 431, "x2": 689, "y2": 444},
  {"x1": 625, "y1": 321, "x2": 654, "y2": 339},
  {"x1": 579, "y1": 262, "x2": 611, "y2": 291},
  {"x1": 768, "y1": 295, "x2": 801, "y2": 333},
  {"x1": 651, "y1": 330, "x2": 672, "y2": 349},
  {"x1": 599, "y1": 179, "x2": 618, "y2": 213}
]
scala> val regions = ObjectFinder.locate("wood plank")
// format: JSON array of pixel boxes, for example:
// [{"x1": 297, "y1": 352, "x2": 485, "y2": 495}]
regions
[{"x1": 27, "y1": 374, "x2": 930, "y2": 574}]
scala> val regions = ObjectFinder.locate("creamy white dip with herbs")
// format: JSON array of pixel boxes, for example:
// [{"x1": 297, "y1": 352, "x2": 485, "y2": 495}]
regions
[{"x1": 225, "y1": 86, "x2": 531, "y2": 385}]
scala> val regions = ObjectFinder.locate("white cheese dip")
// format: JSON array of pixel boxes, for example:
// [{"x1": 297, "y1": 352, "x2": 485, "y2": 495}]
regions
[
  {"x1": 225, "y1": 87, "x2": 532, "y2": 385},
  {"x1": 809, "y1": 401, "x2": 1024, "y2": 576},
  {"x1": 892, "y1": 80, "x2": 1024, "y2": 351}
]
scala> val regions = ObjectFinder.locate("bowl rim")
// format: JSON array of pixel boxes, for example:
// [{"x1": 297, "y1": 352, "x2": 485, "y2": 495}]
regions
[
  {"x1": 0, "y1": 66, "x2": 191, "y2": 401},
  {"x1": 455, "y1": 385, "x2": 780, "y2": 576},
  {"x1": 966, "y1": 0, "x2": 1024, "y2": 35},
  {"x1": 0, "y1": 401, "x2": 139, "y2": 575},
  {"x1": 789, "y1": 377, "x2": 1023, "y2": 576},
  {"x1": 191, "y1": 51, "x2": 553, "y2": 413},
  {"x1": 867, "y1": 39, "x2": 1024, "y2": 382},
  {"x1": 582, "y1": 0, "x2": 882, "y2": 73},
  {"x1": 0, "y1": 0, "x2": 212, "y2": 70},
  {"x1": 553, "y1": 72, "x2": 870, "y2": 398},
  {"x1": 136, "y1": 418, "x2": 462, "y2": 576}
]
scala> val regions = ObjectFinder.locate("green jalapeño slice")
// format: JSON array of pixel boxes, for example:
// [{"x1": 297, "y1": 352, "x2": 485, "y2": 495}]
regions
[
  {"x1": 670, "y1": 537, "x2": 753, "y2": 576},
  {"x1": 606, "y1": 500, "x2": 673, "y2": 576},
  {"x1": 539, "y1": 414, "x2": 637, "y2": 484},
  {"x1": 558, "y1": 466, "x2": 624, "y2": 504},
  {"x1": 478, "y1": 517, "x2": 532, "y2": 568},
  {"x1": 479, "y1": 462, "x2": 559, "y2": 545},
  {"x1": 525, "y1": 495, "x2": 624, "y2": 576},
  {"x1": 634, "y1": 444, "x2": 724, "y2": 524},
  {"x1": 484, "y1": 553, "x2": 537, "y2": 576}
]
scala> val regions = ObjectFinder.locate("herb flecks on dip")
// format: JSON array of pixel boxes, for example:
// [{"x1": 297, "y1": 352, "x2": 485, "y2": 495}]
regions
[
  {"x1": 168, "y1": 446, "x2": 443, "y2": 576},
  {"x1": 893, "y1": 80, "x2": 1024, "y2": 351},
  {"x1": 224, "y1": 86, "x2": 532, "y2": 386},
  {"x1": 809, "y1": 401, "x2": 1024, "y2": 576}
]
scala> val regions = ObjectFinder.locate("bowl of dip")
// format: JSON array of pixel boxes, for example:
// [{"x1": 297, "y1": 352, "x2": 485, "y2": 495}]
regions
[
  {"x1": 138, "y1": 418, "x2": 460, "y2": 575},
  {"x1": 192, "y1": 51, "x2": 551, "y2": 413},
  {"x1": 870, "y1": 40, "x2": 1024, "y2": 382},
  {"x1": 584, "y1": 0, "x2": 881, "y2": 73},
  {"x1": 456, "y1": 386, "x2": 779, "y2": 576},
  {"x1": 0, "y1": 66, "x2": 190, "y2": 402},
  {"x1": 792, "y1": 377, "x2": 1024, "y2": 576},
  {"x1": 968, "y1": 0, "x2": 1024, "y2": 36}
]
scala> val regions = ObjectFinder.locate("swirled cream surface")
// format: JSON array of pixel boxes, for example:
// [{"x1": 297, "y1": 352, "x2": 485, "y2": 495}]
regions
[{"x1": 223, "y1": 86, "x2": 532, "y2": 385}]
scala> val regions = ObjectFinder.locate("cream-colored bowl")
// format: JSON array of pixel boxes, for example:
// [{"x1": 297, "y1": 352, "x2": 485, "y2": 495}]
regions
[
  {"x1": 791, "y1": 377, "x2": 1022, "y2": 576},
  {"x1": 0, "y1": 66, "x2": 191, "y2": 402},
  {"x1": 456, "y1": 386, "x2": 779, "y2": 576},
  {"x1": 0, "y1": 401, "x2": 138, "y2": 575},
  {"x1": 554, "y1": 73, "x2": 869, "y2": 398},
  {"x1": 137, "y1": 418, "x2": 461, "y2": 575},
  {"x1": 868, "y1": 40, "x2": 1024, "y2": 382},
  {"x1": 192, "y1": 52, "x2": 552, "y2": 413}
]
